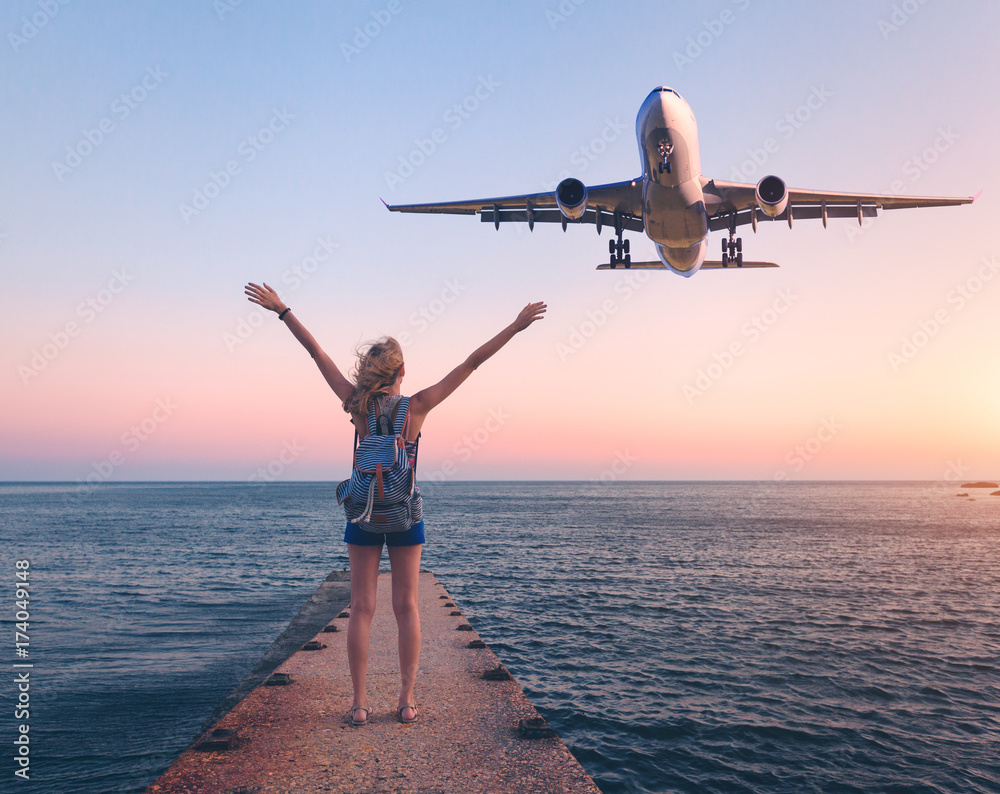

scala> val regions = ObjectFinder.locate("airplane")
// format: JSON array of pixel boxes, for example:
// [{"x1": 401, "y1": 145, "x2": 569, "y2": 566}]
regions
[{"x1": 384, "y1": 86, "x2": 974, "y2": 277}]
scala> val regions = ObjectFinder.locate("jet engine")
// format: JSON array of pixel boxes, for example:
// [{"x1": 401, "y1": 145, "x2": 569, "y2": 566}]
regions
[
  {"x1": 755, "y1": 175, "x2": 788, "y2": 218},
  {"x1": 555, "y1": 177, "x2": 588, "y2": 220}
]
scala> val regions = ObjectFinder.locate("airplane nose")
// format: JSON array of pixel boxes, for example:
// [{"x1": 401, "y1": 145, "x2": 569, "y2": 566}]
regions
[{"x1": 657, "y1": 239, "x2": 707, "y2": 276}]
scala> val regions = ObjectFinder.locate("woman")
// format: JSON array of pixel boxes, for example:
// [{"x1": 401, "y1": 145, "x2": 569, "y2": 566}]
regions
[{"x1": 244, "y1": 282, "x2": 546, "y2": 726}]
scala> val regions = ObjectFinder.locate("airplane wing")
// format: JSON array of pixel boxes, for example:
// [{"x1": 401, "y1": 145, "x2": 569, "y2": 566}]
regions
[
  {"x1": 384, "y1": 179, "x2": 645, "y2": 232},
  {"x1": 703, "y1": 178, "x2": 976, "y2": 231}
]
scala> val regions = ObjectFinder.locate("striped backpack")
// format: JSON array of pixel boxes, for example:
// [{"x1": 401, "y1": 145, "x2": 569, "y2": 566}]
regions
[{"x1": 336, "y1": 395, "x2": 421, "y2": 533}]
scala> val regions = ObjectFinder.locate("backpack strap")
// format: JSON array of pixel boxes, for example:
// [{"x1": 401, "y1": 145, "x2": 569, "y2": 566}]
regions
[
  {"x1": 377, "y1": 405, "x2": 391, "y2": 436},
  {"x1": 348, "y1": 417, "x2": 359, "y2": 463},
  {"x1": 410, "y1": 432, "x2": 420, "y2": 475},
  {"x1": 370, "y1": 395, "x2": 406, "y2": 437},
  {"x1": 392, "y1": 397, "x2": 410, "y2": 436}
]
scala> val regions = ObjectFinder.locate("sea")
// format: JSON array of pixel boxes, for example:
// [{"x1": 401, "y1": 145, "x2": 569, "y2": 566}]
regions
[{"x1": 1, "y1": 481, "x2": 998, "y2": 793}]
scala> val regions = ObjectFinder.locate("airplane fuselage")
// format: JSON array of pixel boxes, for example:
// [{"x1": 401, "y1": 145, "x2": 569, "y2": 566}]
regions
[{"x1": 636, "y1": 87, "x2": 710, "y2": 276}]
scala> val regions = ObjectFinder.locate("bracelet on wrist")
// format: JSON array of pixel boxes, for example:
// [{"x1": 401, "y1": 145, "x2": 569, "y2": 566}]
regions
[{"x1": 278, "y1": 307, "x2": 291, "y2": 321}]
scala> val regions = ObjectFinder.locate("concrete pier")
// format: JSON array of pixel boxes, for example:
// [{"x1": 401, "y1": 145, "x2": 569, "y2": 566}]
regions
[{"x1": 149, "y1": 571, "x2": 601, "y2": 793}]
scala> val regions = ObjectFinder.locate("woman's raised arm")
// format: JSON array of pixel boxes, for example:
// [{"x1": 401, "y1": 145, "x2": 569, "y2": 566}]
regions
[
  {"x1": 410, "y1": 301, "x2": 546, "y2": 419},
  {"x1": 244, "y1": 282, "x2": 353, "y2": 404}
]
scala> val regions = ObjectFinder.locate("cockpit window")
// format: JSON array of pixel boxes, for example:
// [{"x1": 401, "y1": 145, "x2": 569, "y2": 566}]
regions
[{"x1": 656, "y1": 86, "x2": 682, "y2": 99}]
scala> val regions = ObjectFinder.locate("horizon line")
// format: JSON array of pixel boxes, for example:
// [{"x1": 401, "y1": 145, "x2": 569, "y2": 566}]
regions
[{"x1": 2, "y1": 479, "x2": 995, "y2": 485}]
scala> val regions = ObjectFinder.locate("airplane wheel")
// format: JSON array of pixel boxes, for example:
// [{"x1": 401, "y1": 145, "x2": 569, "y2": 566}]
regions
[
  {"x1": 722, "y1": 238, "x2": 728, "y2": 255},
  {"x1": 609, "y1": 239, "x2": 616, "y2": 254},
  {"x1": 736, "y1": 252, "x2": 743, "y2": 267},
  {"x1": 609, "y1": 254, "x2": 616, "y2": 268},
  {"x1": 623, "y1": 239, "x2": 630, "y2": 254},
  {"x1": 721, "y1": 253, "x2": 728, "y2": 267},
  {"x1": 624, "y1": 254, "x2": 631, "y2": 267},
  {"x1": 736, "y1": 238, "x2": 742, "y2": 252}
]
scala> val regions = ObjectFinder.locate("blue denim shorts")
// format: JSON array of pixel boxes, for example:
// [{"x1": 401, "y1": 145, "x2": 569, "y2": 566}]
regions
[{"x1": 344, "y1": 519, "x2": 425, "y2": 547}]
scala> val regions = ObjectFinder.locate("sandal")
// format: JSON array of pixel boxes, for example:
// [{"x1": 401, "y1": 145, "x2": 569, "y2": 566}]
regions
[
  {"x1": 396, "y1": 704, "x2": 418, "y2": 724},
  {"x1": 349, "y1": 705, "x2": 371, "y2": 726}
]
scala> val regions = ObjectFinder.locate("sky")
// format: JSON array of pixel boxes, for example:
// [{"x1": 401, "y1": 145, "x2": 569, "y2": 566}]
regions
[{"x1": 2, "y1": 0, "x2": 998, "y2": 484}]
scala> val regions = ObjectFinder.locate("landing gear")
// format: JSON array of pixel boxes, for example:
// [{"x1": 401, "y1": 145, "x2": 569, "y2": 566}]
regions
[
  {"x1": 657, "y1": 140, "x2": 673, "y2": 175},
  {"x1": 608, "y1": 213, "x2": 631, "y2": 268},
  {"x1": 721, "y1": 214, "x2": 743, "y2": 267},
  {"x1": 722, "y1": 235, "x2": 743, "y2": 267}
]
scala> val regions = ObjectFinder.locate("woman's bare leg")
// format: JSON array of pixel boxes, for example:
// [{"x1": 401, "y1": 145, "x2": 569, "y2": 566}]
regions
[
  {"x1": 387, "y1": 543, "x2": 422, "y2": 719},
  {"x1": 347, "y1": 543, "x2": 382, "y2": 718}
]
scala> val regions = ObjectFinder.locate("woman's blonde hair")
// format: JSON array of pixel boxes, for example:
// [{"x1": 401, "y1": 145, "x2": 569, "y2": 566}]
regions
[{"x1": 343, "y1": 336, "x2": 404, "y2": 416}]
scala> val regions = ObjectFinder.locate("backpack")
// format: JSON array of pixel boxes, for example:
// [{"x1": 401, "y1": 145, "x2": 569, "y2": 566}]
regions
[{"x1": 336, "y1": 395, "x2": 421, "y2": 533}]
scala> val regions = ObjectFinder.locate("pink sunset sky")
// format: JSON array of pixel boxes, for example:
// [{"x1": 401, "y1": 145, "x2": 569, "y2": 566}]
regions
[{"x1": 2, "y1": 2, "x2": 998, "y2": 484}]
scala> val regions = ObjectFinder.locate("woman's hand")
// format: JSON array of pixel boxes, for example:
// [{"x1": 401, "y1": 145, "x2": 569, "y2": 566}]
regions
[
  {"x1": 511, "y1": 301, "x2": 547, "y2": 332},
  {"x1": 245, "y1": 281, "x2": 352, "y2": 399},
  {"x1": 244, "y1": 282, "x2": 287, "y2": 314}
]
